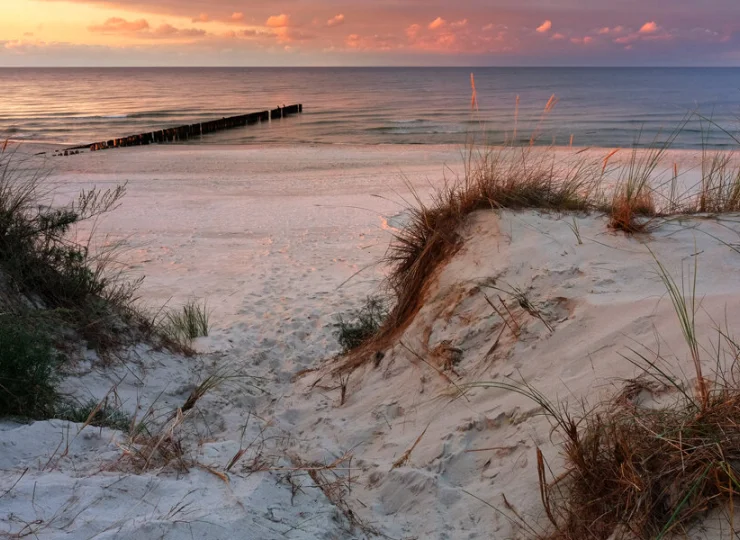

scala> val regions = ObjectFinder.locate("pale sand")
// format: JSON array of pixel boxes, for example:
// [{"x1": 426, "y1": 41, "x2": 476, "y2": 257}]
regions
[{"x1": 1, "y1": 143, "x2": 738, "y2": 539}]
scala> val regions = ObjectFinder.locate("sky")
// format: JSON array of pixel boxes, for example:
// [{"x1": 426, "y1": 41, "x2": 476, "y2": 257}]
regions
[{"x1": 1, "y1": 0, "x2": 740, "y2": 67}]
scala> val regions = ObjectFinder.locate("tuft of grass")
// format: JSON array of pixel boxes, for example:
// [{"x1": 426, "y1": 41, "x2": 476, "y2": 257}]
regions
[
  {"x1": 566, "y1": 217, "x2": 583, "y2": 245},
  {"x1": 334, "y1": 296, "x2": 388, "y2": 353},
  {"x1": 0, "y1": 314, "x2": 60, "y2": 418},
  {"x1": 606, "y1": 128, "x2": 679, "y2": 233},
  {"x1": 697, "y1": 150, "x2": 740, "y2": 213},
  {"x1": 55, "y1": 398, "x2": 133, "y2": 432},
  {"x1": 161, "y1": 299, "x2": 210, "y2": 345}
]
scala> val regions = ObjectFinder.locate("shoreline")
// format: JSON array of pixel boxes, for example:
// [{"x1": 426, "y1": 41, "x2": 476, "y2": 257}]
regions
[{"x1": 10, "y1": 138, "x2": 722, "y2": 160}]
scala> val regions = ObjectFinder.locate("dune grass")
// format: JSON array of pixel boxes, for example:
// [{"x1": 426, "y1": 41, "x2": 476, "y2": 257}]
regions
[{"x1": 161, "y1": 299, "x2": 210, "y2": 345}]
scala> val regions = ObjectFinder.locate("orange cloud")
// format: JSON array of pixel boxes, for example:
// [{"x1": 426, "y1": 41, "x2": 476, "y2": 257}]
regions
[
  {"x1": 327, "y1": 14, "x2": 345, "y2": 27},
  {"x1": 639, "y1": 21, "x2": 658, "y2": 34},
  {"x1": 428, "y1": 17, "x2": 446, "y2": 30},
  {"x1": 536, "y1": 20, "x2": 552, "y2": 33},
  {"x1": 88, "y1": 17, "x2": 149, "y2": 33},
  {"x1": 266, "y1": 14, "x2": 290, "y2": 28},
  {"x1": 153, "y1": 24, "x2": 205, "y2": 37},
  {"x1": 451, "y1": 19, "x2": 468, "y2": 28},
  {"x1": 192, "y1": 13, "x2": 209, "y2": 23},
  {"x1": 230, "y1": 12, "x2": 244, "y2": 22},
  {"x1": 552, "y1": 32, "x2": 565, "y2": 40}
]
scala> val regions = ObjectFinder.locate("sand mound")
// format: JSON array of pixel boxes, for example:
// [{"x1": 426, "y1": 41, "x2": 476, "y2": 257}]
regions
[{"x1": 281, "y1": 210, "x2": 740, "y2": 539}]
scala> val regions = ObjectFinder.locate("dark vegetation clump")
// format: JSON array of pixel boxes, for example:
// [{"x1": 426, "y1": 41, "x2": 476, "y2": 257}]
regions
[
  {"x1": 55, "y1": 398, "x2": 134, "y2": 432},
  {"x1": 334, "y1": 296, "x2": 388, "y2": 353},
  {"x1": 0, "y1": 314, "x2": 60, "y2": 418}
]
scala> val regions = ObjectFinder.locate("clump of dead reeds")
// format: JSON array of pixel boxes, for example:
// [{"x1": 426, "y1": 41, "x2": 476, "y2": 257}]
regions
[{"x1": 539, "y1": 377, "x2": 740, "y2": 539}]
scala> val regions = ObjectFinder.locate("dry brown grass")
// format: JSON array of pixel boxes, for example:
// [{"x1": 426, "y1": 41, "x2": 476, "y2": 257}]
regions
[
  {"x1": 537, "y1": 377, "x2": 740, "y2": 540},
  {"x1": 336, "y1": 146, "x2": 600, "y2": 373}
]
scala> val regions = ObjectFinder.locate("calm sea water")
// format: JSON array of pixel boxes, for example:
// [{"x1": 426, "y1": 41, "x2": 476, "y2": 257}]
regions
[{"x1": 1, "y1": 67, "x2": 740, "y2": 149}]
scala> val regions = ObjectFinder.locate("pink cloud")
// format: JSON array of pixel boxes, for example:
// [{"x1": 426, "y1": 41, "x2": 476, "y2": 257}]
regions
[
  {"x1": 191, "y1": 13, "x2": 209, "y2": 23},
  {"x1": 230, "y1": 12, "x2": 244, "y2": 22},
  {"x1": 599, "y1": 25, "x2": 625, "y2": 35},
  {"x1": 536, "y1": 20, "x2": 552, "y2": 33},
  {"x1": 639, "y1": 21, "x2": 658, "y2": 34},
  {"x1": 266, "y1": 14, "x2": 290, "y2": 28},
  {"x1": 406, "y1": 24, "x2": 421, "y2": 40},
  {"x1": 428, "y1": 17, "x2": 446, "y2": 30},
  {"x1": 570, "y1": 36, "x2": 593, "y2": 45},
  {"x1": 451, "y1": 19, "x2": 468, "y2": 29},
  {"x1": 88, "y1": 17, "x2": 150, "y2": 33},
  {"x1": 327, "y1": 14, "x2": 345, "y2": 27},
  {"x1": 344, "y1": 33, "x2": 400, "y2": 51},
  {"x1": 614, "y1": 35, "x2": 635, "y2": 44},
  {"x1": 551, "y1": 33, "x2": 566, "y2": 40}
]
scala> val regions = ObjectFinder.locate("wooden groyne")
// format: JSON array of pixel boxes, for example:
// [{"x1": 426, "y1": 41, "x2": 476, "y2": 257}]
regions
[{"x1": 62, "y1": 104, "x2": 302, "y2": 154}]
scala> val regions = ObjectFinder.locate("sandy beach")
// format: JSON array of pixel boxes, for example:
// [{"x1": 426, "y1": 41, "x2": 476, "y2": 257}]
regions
[{"x1": 2, "y1": 142, "x2": 740, "y2": 539}]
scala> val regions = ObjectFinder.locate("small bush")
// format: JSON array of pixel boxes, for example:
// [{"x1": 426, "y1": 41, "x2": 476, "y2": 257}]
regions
[
  {"x1": 55, "y1": 399, "x2": 133, "y2": 432},
  {"x1": 0, "y1": 315, "x2": 59, "y2": 418},
  {"x1": 162, "y1": 299, "x2": 210, "y2": 344},
  {"x1": 335, "y1": 297, "x2": 387, "y2": 353}
]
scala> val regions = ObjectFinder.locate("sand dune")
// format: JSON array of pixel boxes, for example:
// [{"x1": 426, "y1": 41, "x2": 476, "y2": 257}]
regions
[{"x1": 2, "y1": 144, "x2": 739, "y2": 539}]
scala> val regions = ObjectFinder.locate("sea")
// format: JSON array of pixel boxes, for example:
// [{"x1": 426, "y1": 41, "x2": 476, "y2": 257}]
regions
[{"x1": 1, "y1": 67, "x2": 739, "y2": 149}]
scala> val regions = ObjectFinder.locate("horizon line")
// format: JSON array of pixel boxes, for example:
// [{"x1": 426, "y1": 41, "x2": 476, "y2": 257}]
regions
[{"x1": 2, "y1": 65, "x2": 740, "y2": 69}]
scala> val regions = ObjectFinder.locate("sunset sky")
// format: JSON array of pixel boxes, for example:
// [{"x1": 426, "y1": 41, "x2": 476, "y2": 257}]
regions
[{"x1": 2, "y1": 0, "x2": 740, "y2": 66}]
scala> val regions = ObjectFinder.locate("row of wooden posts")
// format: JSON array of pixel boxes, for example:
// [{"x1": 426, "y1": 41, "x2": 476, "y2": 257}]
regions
[{"x1": 73, "y1": 104, "x2": 302, "y2": 153}]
